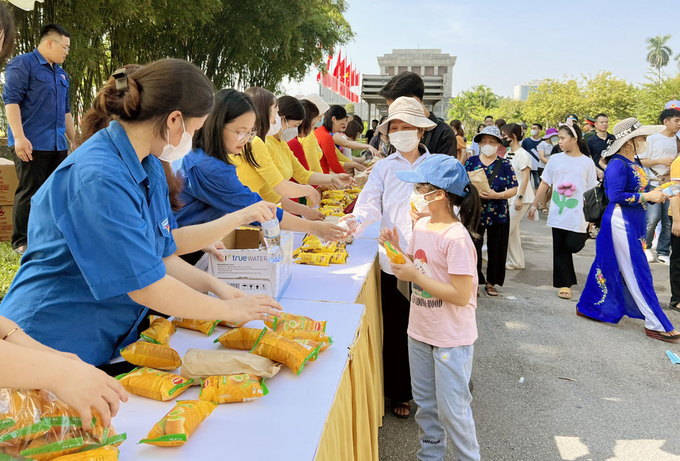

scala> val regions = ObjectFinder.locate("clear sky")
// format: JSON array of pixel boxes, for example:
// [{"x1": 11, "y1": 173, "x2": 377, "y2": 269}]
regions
[{"x1": 284, "y1": 0, "x2": 680, "y2": 98}]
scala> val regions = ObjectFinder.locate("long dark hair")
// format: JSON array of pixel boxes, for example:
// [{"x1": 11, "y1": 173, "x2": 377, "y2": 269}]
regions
[
  {"x1": 418, "y1": 183, "x2": 481, "y2": 239},
  {"x1": 558, "y1": 123, "x2": 590, "y2": 156},
  {"x1": 245, "y1": 86, "x2": 276, "y2": 140},
  {"x1": 501, "y1": 123, "x2": 524, "y2": 142},
  {"x1": 298, "y1": 99, "x2": 319, "y2": 137},
  {"x1": 194, "y1": 89, "x2": 259, "y2": 168},
  {"x1": 0, "y1": 2, "x2": 16, "y2": 67},
  {"x1": 323, "y1": 105, "x2": 347, "y2": 132},
  {"x1": 277, "y1": 95, "x2": 305, "y2": 122}
]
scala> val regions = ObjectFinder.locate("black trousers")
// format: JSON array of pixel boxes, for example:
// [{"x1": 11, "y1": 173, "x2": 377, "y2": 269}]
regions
[
  {"x1": 552, "y1": 227, "x2": 588, "y2": 288},
  {"x1": 12, "y1": 148, "x2": 67, "y2": 249},
  {"x1": 670, "y1": 218, "x2": 680, "y2": 307},
  {"x1": 474, "y1": 222, "x2": 510, "y2": 286},
  {"x1": 380, "y1": 271, "x2": 412, "y2": 403}
]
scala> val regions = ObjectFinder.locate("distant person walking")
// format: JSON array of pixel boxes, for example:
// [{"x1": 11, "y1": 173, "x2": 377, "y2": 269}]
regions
[{"x1": 3, "y1": 24, "x2": 77, "y2": 254}]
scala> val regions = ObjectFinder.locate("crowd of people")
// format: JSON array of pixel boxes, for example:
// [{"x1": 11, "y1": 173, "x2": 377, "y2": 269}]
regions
[{"x1": 1, "y1": 11, "x2": 680, "y2": 461}]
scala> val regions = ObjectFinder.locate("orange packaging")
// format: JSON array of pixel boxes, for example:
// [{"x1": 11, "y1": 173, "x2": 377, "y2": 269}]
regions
[
  {"x1": 218, "y1": 320, "x2": 242, "y2": 328},
  {"x1": 199, "y1": 374, "x2": 268, "y2": 404},
  {"x1": 139, "y1": 400, "x2": 217, "y2": 447},
  {"x1": 250, "y1": 328, "x2": 320, "y2": 375},
  {"x1": 116, "y1": 367, "x2": 193, "y2": 401},
  {"x1": 120, "y1": 341, "x2": 181, "y2": 371},
  {"x1": 273, "y1": 318, "x2": 327, "y2": 334},
  {"x1": 172, "y1": 318, "x2": 219, "y2": 336},
  {"x1": 264, "y1": 312, "x2": 311, "y2": 329},
  {"x1": 214, "y1": 328, "x2": 263, "y2": 350},
  {"x1": 52, "y1": 445, "x2": 119, "y2": 460},
  {"x1": 384, "y1": 241, "x2": 405, "y2": 264},
  {"x1": 140, "y1": 315, "x2": 176, "y2": 346},
  {"x1": 278, "y1": 329, "x2": 330, "y2": 344}
]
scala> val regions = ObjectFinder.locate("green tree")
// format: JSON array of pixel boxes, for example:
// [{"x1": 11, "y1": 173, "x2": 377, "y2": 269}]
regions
[
  {"x1": 635, "y1": 75, "x2": 680, "y2": 125},
  {"x1": 646, "y1": 34, "x2": 673, "y2": 84},
  {"x1": 490, "y1": 98, "x2": 525, "y2": 124},
  {"x1": 447, "y1": 85, "x2": 499, "y2": 134},
  {"x1": 581, "y1": 71, "x2": 637, "y2": 126},
  {"x1": 522, "y1": 78, "x2": 584, "y2": 128}
]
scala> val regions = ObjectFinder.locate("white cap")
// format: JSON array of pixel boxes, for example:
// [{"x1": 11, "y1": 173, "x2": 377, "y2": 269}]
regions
[{"x1": 301, "y1": 93, "x2": 331, "y2": 115}]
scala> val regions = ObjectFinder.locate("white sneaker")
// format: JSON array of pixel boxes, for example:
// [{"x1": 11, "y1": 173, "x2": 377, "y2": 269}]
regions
[
  {"x1": 645, "y1": 249, "x2": 655, "y2": 263},
  {"x1": 658, "y1": 254, "x2": 670, "y2": 265}
]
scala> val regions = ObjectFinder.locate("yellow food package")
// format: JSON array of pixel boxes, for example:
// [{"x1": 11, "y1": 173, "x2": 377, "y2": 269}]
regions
[
  {"x1": 52, "y1": 445, "x2": 119, "y2": 461},
  {"x1": 217, "y1": 320, "x2": 242, "y2": 328},
  {"x1": 278, "y1": 328, "x2": 331, "y2": 345},
  {"x1": 250, "y1": 329, "x2": 320, "y2": 375},
  {"x1": 140, "y1": 315, "x2": 176, "y2": 346},
  {"x1": 319, "y1": 198, "x2": 344, "y2": 207},
  {"x1": 302, "y1": 233, "x2": 321, "y2": 244},
  {"x1": 120, "y1": 342, "x2": 181, "y2": 371},
  {"x1": 329, "y1": 252, "x2": 348, "y2": 264},
  {"x1": 295, "y1": 253, "x2": 332, "y2": 266},
  {"x1": 199, "y1": 374, "x2": 268, "y2": 404},
  {"x1": 345, "y1": 187, "x2": 362, "y2": 195},
  {"x1": 273, "y1": 317, "x2": 327, "y2": 333},
  {"x1": 116, "y1": 367, "x2": 193, "y2": 401},
  {"x1": 384, "y1": 241, "x2": 405, "y2": 264},
  {"x1": 171, "y1": 318, "x2": 219, "y2": 336},
  {"x1": 20, "y1": 435, "x2": 84, "y2": 461},
  {"x1": 139, "y1": 400, "x2": 217, "y2": 447},
  {"x1": 0, "y1": 388, "x2": 42, "y2": 435},
  {"x1": 263, "y1": 312, "x2": 311, "y2": 329},
  {"x1": 214, "y1": 328, "x2": 263, "y2": 350}
]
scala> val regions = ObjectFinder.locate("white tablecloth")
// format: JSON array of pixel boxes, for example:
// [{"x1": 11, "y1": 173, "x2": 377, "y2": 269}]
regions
[{"x1": 113, "y1": 299, "x2": 365, "y2": 461}]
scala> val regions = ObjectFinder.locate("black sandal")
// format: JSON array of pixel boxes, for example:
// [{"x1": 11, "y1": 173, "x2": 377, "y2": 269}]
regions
[{"x1": 391, "y1": 401, "x2": 411, "y2": 419}]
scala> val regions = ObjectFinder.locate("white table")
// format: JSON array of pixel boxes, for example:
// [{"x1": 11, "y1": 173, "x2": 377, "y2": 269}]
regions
[
  {"x1": 113, "y1": 299, "x2": 365, "y2": 461},
  {"x1": 283, "y1": 234, "x2": 378, "y2": 303}
]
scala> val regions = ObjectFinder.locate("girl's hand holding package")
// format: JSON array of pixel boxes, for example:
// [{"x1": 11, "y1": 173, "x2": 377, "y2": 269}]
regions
[
  {"x1": 378, "y1": 226, "x2": 400, "y2": 249},
  {"x1": 390, "y1": 255, "x2": 419, "y2": 283}
]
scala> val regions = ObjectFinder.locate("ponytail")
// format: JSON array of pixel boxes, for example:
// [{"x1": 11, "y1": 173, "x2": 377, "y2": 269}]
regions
[
  {"x1": 448, "y1": 183, "x2": 481, "y2": 240},
  {"x1": 559, "y1": 123, "x2": 590, "y2": 156}
]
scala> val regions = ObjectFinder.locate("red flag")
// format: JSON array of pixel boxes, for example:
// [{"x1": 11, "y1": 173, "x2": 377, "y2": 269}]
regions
[
  {"x1": 333, "y1": 50, "x2": 342, "y2": 78},
  {"x1": 326, "y1": 53, "x2": 332, "y2": 73},
  {"x1": 346, "y1": 62, "x2": 352, "y2": 87}
]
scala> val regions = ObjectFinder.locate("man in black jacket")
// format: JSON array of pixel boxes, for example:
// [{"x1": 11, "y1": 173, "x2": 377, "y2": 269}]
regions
[{"x1": 379, "y1": 72, "x2": 456, "y2": 156}]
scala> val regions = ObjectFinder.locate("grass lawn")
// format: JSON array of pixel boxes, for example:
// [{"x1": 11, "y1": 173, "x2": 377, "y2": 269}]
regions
[{"x1": 0, "y1": 242, "x2": 20, "y2": 300}]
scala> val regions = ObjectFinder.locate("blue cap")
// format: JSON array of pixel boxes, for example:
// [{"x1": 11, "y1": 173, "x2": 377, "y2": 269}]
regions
[{"x1": 396, "y1": 154, "x2": 470, "y2": 197}]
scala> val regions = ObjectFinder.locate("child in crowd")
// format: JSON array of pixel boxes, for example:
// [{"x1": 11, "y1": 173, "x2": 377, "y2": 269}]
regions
[{"x1": 380, "y1": 154, "x2": 482, "y2": 461}]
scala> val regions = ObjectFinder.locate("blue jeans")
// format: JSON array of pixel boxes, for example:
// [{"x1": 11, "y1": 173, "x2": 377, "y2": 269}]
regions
[
  {"x1": 645, "y1": 201, "x2": 671, "y2": 256},
  {"x1": 408, "y1": 337, "x2": 480, "y2": 461}
]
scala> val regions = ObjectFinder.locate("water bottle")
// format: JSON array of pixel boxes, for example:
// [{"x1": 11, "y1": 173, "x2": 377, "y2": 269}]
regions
[
  {"x1": 261, "y1": 218, "x2": 284, "y2": 263},
  {"x1": 337, "y1": 215, "x2": 362, "y2": 233}
]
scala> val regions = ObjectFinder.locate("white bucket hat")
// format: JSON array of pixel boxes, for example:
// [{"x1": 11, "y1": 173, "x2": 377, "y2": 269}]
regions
[
  {"x1": 601, "y1": 117, "x2": 664, "y2": 158},
  {"x1": 377, "y1": 97, "x2": 436, "y2": 134},
  {"x1": 300, "y1": 93, "x2": 330, "y2": 115}
]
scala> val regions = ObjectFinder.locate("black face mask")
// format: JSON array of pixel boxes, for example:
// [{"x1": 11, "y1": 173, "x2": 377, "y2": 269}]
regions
[{"x1": 501, "y1": 139, "x2": 511, "y2": 148}]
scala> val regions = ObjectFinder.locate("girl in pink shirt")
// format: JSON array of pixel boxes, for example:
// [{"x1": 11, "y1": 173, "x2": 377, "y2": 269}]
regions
[{"x1": 381, "y1": 154, "x2": 482, "y2": 461}]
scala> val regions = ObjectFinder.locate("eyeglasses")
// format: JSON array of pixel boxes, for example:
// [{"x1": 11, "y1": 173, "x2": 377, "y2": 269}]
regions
[
  {"x1": 52, "y1": 39, "x2": 70, "y2": 52},
  {"x1": 225, "y1": 128, "x2": 257, "y2": 143}
]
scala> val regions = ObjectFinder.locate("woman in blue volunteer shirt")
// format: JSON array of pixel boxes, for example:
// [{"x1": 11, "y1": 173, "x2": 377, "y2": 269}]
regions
[
  {"x1": 174, "y1": 89, "x2": 346, "y2": 243},
  {"x1": 0, "y1": 59, "x2": 282, "y2": 367}
]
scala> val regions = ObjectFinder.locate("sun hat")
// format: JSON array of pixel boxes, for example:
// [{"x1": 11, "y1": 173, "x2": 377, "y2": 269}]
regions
[
  {"x1": 601, "y1": 117, "x2": 664, "y2": 158},
  {"x1": 396, "y1": 154, "x2": 470, "y2": 197},
  {"x1": 377, "y1": 97, "x2": 436, "y2": 134},
  {"x1": 472, "y1": 125, "x2": 503, "y2": 144},
  {"x1": 666, "y1": 100, "x2": 680, "y2": 112},
  {"x1": 542, "y1": 127, "x2": 558, "y2": 139},
  {"x1": 301, "y1": 93, "x2": 330, "y2": 115}
]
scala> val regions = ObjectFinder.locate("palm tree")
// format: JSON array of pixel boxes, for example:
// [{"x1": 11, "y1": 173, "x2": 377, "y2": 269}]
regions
[
  {"x1": 676, "y1": 53, "x2": 680, "y2": 72},
  {"x1": 646, "y1": 35, "x2": 673, "y2": 84}
]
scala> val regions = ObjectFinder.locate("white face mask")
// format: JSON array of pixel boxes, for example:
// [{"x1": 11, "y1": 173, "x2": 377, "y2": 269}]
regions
[
  {"x1": 410, "y1": 190, "x2": 436, "y2": 213},
  {"x1": 480, "y1": 144, "x2": 498, "y2": 157},
  {"x1": 159, "y1": 116, "x2": 192, "y2": 163},
  {"x1": 530, "y1": 129, "x2": 539, "y2": 137},
  {"x1": 267, "y1": 113, "x2": 282, "y2": 137},
  {"x1": 281, "y1": 120, "x2": 298, "y2": 142},
  {"x1": 389, "y1": 130, "x2": 420, "y2": 153}
]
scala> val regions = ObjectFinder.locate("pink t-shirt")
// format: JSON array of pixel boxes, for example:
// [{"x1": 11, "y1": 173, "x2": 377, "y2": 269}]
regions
[{"x1": 406, "y1": 218, "x2": 478, "y2": 348}]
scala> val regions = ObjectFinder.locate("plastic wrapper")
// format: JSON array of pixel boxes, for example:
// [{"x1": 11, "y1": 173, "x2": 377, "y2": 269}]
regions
[
  {"x1": 294, "y1": 253, "x2": 331, "y2": 266},
  {"x1": 51, "y1": 445, "x2": 119, "y2": 461},
  {"x1": 214, "y1": 328, "x2": 262, "y2": 351},
  {"x1": 272, "y1": 318, "x2": 327, "y2": 334},
  {"x1": 199, "y1": 374, "x2": 268, "y2": 404},
  {"x1": 116, "y1": 368, "x2": 193, "y2": 401},
  {"x1": 384, "y1": 241, "x2": 405, "y2": 264},
  {"x1": 263, "y1": 313, "x2": 311, "y2": 330},
  {"x1": 217, "y1": 320, "x2": 242, "y2": 328},
  {"x1": 329, "y1": 252, "x2": 348, "y2": 264},
  {"x1": 119, "y1": 342, "x2": 181, "y2": 371},
  {"x1": 278, "y1": 328, "x2": 332, "y2": 345},
  {"x1": 250, "y1": 329, "x2": 320, "y2": 375},
  {"x1": 0, "y1": 390, "x2": 126, "y2": 461},
  {"x1": 139, "y1": 315, "x2": 175, "y2": 346},
  {"x1": 139, "y1": 400, "x2": 217, "y2": 447},
  {"x1": 171, "y1": 318, "x2": 219, "y2": 336},
  {"x1": 180, "y1": 349, "x2": 282, "y2": 381}
]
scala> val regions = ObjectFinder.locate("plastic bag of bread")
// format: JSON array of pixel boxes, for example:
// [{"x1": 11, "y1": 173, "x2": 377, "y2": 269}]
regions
[
  {"x1": 120, "y1": 341, "x2": 181, "y2": 371},
  {"x1": 139, "y1": 400, "x2": 217, "y2": 447},
  {"x1": 250, "y1": 329, "x2": 320, "y2": 375},
  {"x1": 140, "y1": 315, "x2": 176, "y2": 346},
  {"x1": 180, "y1": 349, "x2": 282, "y2": 381},
  {"x1": 263, "y1": 312, "x2": 311, "y2": 329},
  {"x1": 171, "y1": 318, "x2": 219, "y2": 336},
  {"x1": 217, "y1": 320, "x2": 242, "y2": 328},
  {"x1": 214, "y1": 328, "x2": 262, "y2": 350},
  {"x1": 116, "y1": 368, "x2": 193, "y2": 401},
  {"x1": 51, "y1": 445, "x2": 119, "y2": 461},
  {"x1": 329, "y1": 252, "x2": 348, "y2": 264},
  {"x1": 272, "y1": 318, "x2": 327, "y2": 334},
  {"x1": 278, "y1": 328, "x2": 331, "y2": 344},
  {"x1": 294, "y1": 253, "x2": 332, "y2": 266},
  {"x1": 199, "y1": 374, "x2": 268, "y2": 404},
  {"x1": 19, "y1": 434, "x2": 84, "y2": 460}
]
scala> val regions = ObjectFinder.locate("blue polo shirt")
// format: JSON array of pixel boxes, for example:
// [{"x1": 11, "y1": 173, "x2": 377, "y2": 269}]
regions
[
  {"x1": 0, "y1": 121, "x2": 177, "y2": 366},
  {"x1": 587, "y1": 132, "x2": 616, "y2": 168},
  {"x1": 2, "y1": 49, "x2": 71, "y2": 151},
  {"x1": 174, "y1": 148, "x2": 284, "y2": 227}
]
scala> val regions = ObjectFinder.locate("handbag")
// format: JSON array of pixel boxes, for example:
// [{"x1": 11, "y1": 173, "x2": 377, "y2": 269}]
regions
[
  {"x1": 467, "y1": 158, "x2": 503, "y2": 194},
  {"x1": 583, "y1": 181, "x2": 607, "y2": 223}
]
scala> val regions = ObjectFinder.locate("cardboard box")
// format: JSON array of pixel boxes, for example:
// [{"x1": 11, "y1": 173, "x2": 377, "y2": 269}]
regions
[
  {"x1": 0, "y1": 158, "x2": 18, "y2": 206},
  {"x1": 207, "y1": 227, "x2": 293, "y2": 300},
  {"x1": 0, "y1": 205, "x2": 13, "y2": 242}
]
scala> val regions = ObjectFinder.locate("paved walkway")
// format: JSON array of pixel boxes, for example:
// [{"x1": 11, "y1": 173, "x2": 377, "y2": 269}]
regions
[{"x1": 379, "y1": 217, "x2": 680, "y2": 460}]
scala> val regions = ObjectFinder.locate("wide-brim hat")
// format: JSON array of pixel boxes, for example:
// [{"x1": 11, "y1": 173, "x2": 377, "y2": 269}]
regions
[
  {"x1": 473, "y1": 125, "x2": 503, "y2": 144},
  {"x1": 543, "y1": 127, "x2": 558, "y2": 139},
  {"x1": 601, "y1": 117, "x2": 664, "y2": 158},
  {"x1": 301, "y1": 93, "x2": 330, "y2": 115},
  {"x1": 377, "y1": 97, "x2": 436, "y2": 134}
]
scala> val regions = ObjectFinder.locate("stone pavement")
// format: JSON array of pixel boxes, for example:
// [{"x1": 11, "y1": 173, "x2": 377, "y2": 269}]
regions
[{"x1": 378, "y1": 217, "x2": 680, "y2": 461}]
